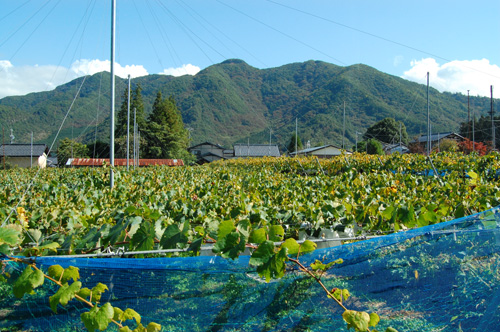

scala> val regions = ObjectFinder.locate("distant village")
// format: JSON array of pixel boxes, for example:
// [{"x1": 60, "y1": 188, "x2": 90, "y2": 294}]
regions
[{"x1": 1, "y1": 132, "x2": 465, "y2": 169}]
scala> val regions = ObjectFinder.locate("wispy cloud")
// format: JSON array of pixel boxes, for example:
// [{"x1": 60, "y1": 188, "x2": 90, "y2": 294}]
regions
[
  {"x1": 160, "y1": 64, "x2": 200, "y2": 77},
  {"x1": 0, "y1": 59, "x2": 148, "y2": 99},
  {"x1": 402, "y1": 58, "x2": 500, "y2": 97},
  {"x1": 0, "y1": 60, "x2": 202, "y2": 99}
]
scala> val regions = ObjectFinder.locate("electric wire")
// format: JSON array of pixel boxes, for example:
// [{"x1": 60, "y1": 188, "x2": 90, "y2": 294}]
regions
[
  {"x1": 132, "y1": 0, "x2": 165, "y2": 70},
  {"x1": 147, "y1": 0, "x2": 184, "y2": 70},
  {"x1": 265, "y1": 0, "x2": 500, "y2": 80},
  {"x1": 216, "y1": 0, "x2": 346, "y2": 66},
  {"x1": 1, "y1": 75, "x2": 87, "y2": 228},
  {"x1": 155, "y1": 0, "x2": 225, "y2": 63},
  {"x1": 0, "y1": 0, "x2": 31, "y2": 23},
  {"x1": 176, "y1": 0, "x2": 268, "y2": 68}
]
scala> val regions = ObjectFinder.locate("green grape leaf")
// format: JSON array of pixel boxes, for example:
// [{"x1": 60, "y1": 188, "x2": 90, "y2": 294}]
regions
[
  {"x1": 113, "y1": 307, "x2": 124, "y2": 321},
  {"x1": 311, "y1": 259, "x2": 327, "y2": 271},
  {"x1": 215, "y1": 231, "x2": 246, "y2": 260},
  {"x1": 49, "y1": 281, "x2": 82, "y2": 313},
  {"x1": 61, "y1": 266, "x2": 80, "y2": 284},
  {"x1": 236, "y1": 219, "x2": 251, "y2": 239},
  {"x1": 249, "y1": 241, "x2": 274, "y2": 267},
  {"x1": 47, "y1": 265, "x2": 64, "y2": 280},
  {"x1": 187, "y1": 237, "x2": 203, "y2": 254},
  {"x1": 160, "y1": 224, "x2": 188, "y2": 249},
  {"x1": 249, "y1": 228, "x2": 267, "y2": 244},
  {"x1": 255, "y1": 246, "x2": 288, "y2": 282},
  {"x1": 77, "y1": 287, "x2": 91, "y2": 301},
  {"x1": 81, "y1": 302, "x2": 114, "y2": 332},
  {"x1": 91, "y1": 283, "x2": 108, "y2": 302},
  {"x1": 0, "y1": 227, "x2": 21, "y2": 246},
  {"x1": 268, "y1": 225, "x2": 284, "y2": 242},
  {"x1": 133, "y1": 323, "x2": 147, "y2": 332},
  {"x1": 300, "y1": 240, "x2": 317, "y2": 254},
  {"x1": 342, "y1": 289, "x2": 351, "y2": 302},
  {"x1": 281, "y1": 238, "x2": 300, "y2": 256},
  {"x1": 130, "y1": 221, "x2": 155, "y2": 252},
  {"x1": 121, "y1": 308, "x2": 141, "y2": 324},
  {"x1": 217, "y1": 219, "x2": 235, "y2": 240},
  {"x1": 0, "y1": 244, "x2": 10, "y2": 255},
  {"x1": 369, "y1": 312, "x2": 380, "y2": 327},
  {"x1": 102, "y1": 218, "x2": 132, "y2": 247},
  {"x1": 342, "y1": 310, "x2": 370, "y2": 332},
  {"x1": 385, "y1": 327, "x2": 399, "y2": 332},
  {"x1": 13, "y1": 266, "x2": 45, "y2": 298},
  {"x1": 146, "y1": 322, "x2": 162, "y2": 332},
  {"x1": 119, "y1": 327, "x2": 133, "y2": 332}
]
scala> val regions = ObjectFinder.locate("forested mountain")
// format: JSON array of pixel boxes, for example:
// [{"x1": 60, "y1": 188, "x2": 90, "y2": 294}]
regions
[{"x1": 0, "y1": 59, "x2": 496, "y2": 151}]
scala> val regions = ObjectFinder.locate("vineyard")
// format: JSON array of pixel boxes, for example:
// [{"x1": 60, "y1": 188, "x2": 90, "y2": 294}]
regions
[{"x1": 1, "y1": 152, "x2": 500, "y2": 331}]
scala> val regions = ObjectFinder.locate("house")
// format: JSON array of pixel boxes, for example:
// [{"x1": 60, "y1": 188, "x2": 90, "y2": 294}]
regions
[
  {"x1": 410, "y1": 132, "x2": 464, "y2": 152},
  {"x1": 233, "y1": 144, "x2": 280, "y2": 158},
  {"x1": 66, "y1": 158, "x2": 184, "y2": 167},
  {"x1": 0, "y1": 144, "x2": 48, "y2": 168},
  {"x1": 188, "y1": 142, "x2": 226, "y2": 164},
  {"x1": 290, "y1": 145, "x2": 351, "y2": 158},
  {"x1": 383, "y1": 143, "x2": 410, "y2": 155}
]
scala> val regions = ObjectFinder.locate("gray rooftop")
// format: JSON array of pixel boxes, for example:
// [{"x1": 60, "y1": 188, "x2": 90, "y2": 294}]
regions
[
  {"x1": 1, "y1": 144, "x2": 47, "y2": 157},
  {"x1": 234, "y1": 144, "x2": 280, "y2": 157},
  {"x1": 412, "y1": 132, "x2": 463, "y2": 143}
]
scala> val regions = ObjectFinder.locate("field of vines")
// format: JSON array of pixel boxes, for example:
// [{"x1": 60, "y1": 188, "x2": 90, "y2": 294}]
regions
[
  {"x1": 1, "y1": 152, "x2": 500, "y2": 258},
  {"x1": 1, "y1": 152, "x2": 500, "y2": 331}
]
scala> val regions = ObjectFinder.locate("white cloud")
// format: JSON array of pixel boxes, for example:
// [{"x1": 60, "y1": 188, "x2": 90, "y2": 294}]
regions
[
  {"x1": 70, "y1": 59, "x2": 148, "y2": 78},
  {"x1": 160, "y1": 64, "x2": 200, "y2": 77},
  {"x1": 402, "y1": 58, "x2": 500, "y2": 97},
  {"x1": 0, "y1": 59, "x2": 149, "y2": 99}
]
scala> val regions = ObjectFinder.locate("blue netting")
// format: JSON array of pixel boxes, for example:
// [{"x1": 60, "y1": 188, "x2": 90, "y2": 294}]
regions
[{"x1": 1, "y1": 207, "x2": 499, "y2": 331}]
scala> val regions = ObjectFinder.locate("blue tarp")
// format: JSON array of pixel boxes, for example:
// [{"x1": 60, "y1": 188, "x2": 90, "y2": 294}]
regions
[{"x1": 1, "y1": 207, "x2": 499, "y2": 331}]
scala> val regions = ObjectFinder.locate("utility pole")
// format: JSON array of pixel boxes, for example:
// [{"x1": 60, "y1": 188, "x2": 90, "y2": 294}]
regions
[
  {"x1": 491, "y1": 85, "x2": 495, "y2": 151},
  {"x1": 109, "y1": 0, "x2": 116, "y2": 188},
  {"x1": 126, "y1": 74, "x2": 131, "y2": 171}
]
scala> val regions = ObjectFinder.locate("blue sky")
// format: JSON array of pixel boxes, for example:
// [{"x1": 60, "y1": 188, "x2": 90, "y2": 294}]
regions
[{"x1": 1, "y1": 0, "x2": 499, "y2": 99}]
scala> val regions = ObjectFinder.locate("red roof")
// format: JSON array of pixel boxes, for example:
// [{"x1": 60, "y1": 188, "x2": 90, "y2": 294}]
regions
[{"x1": 67, "y1": 158, "x2": 184, "y2": 167}]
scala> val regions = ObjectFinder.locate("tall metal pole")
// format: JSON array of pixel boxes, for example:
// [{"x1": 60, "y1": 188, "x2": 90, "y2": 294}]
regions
[
  {"x1": 427, "y1": 72, "x2": 430, "y2": 155},
  {"x1": 399, "y1": 123, "x2": 402, "y2": 147},
  {"x1": 126, "y1": 74, "x2": 131, "y2": 171},
  {"x1": 2, "y1": 128, "x2": 4, "y2": 170},
  {"x1": 30, "y1": 132, "x2": 33, "y2": 168},
  {"x1": 472, "y1": 108, "x2": 475, "y2": 152},
  {"x1": 133, "y1": 107, "x2": 137, "y2": 169},
  {"x1": 342, "y1": 101, "x2": 346, "y2": 150},
  {"x1": 109, "y1": 0, "x2": 116, "y2": 188},
  {"x1": 467, "y1": 90, "x2": 470, "y2": 140},
  {"x1": 491, "y1": 85, "x2": 495, "y2": 151},
  {"x1": 295, "y1": 117, "x2": 298, "y2": 154}
]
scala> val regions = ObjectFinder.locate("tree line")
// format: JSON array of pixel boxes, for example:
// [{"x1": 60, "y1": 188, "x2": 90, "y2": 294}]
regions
[{"x1": 57, "y1": 85, "x2": 192, "y2": 166}]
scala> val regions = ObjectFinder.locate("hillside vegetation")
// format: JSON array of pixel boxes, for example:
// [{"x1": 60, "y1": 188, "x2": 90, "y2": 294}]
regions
[{"x1": 0, "y1": 59, "x2": 495, "y2": 150}]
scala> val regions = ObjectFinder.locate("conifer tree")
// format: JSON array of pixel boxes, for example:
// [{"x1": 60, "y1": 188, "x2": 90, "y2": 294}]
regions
[{"x1": 145, "y1": 93, "x2": 190, "y2": 159}]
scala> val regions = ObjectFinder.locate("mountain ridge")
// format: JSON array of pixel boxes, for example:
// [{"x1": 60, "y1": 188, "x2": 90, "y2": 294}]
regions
[{"x1": 0, "y1": 59, "x2": 495, "y2": 150}]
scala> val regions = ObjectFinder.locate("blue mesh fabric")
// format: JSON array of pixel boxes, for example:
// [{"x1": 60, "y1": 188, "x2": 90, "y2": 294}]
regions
[{"x1": 1, "y1": 207, "x2": 499, "y2": 331}]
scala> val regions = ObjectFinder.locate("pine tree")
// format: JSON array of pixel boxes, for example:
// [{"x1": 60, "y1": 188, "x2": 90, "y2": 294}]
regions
[{"x1": 145, "y1": 93, "x2": 190, "y2": 159}]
